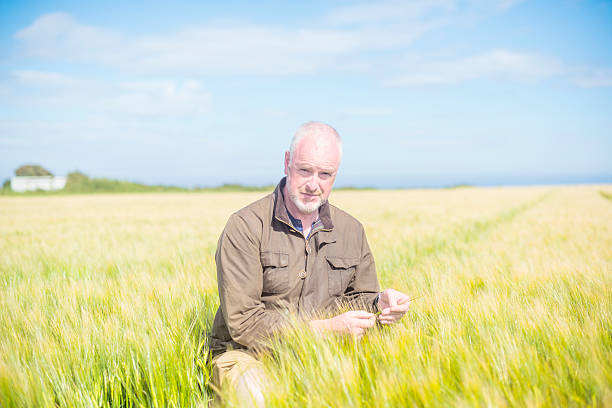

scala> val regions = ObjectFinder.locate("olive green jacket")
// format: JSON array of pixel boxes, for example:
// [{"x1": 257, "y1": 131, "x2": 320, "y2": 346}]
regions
[{"x1": 209, "y1": 177, "x2": 380, "y2": 357}]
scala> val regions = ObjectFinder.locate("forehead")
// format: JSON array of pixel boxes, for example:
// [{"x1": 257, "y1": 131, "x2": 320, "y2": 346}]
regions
[{"x1": 292, "y1": 135, "x2": 341, "y2": 170}]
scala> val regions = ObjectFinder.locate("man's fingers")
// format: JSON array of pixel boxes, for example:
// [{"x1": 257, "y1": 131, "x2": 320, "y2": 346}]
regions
[
  {"x1": 377, "y1": 316, "x2": 396, "y2": 324},
  {"x1": 378, "y1": 316, "x2": 401, "y2": 324},
  {"x1": 380, "y1": 304, "x2": 409, "y2": 315},
  {"x1": 397, "y1": 296, "x2": 412, "y2": 305},
  {"x1": 379, "y1": 313, "x2": 405, "y2": 321},
  {"x1": 349, "y1": 311, "x2": 375, "y2": 319},
  {"x1": 389, "y1": 303, "x2": 411, "y2": 313},
  {"x1": 352, "y1": 317, "x2": 376, "y2": 329},
  {"x1": 377, "y1": 290, "x2": 414, "y2": 324},
  {"x1": 339, "y1": 310, "x2": 376, "y2": 334},
  {"x1": 387, "y1": 291, "x2": 398, "y2": 307},
  {"x1": 378, "y1": 313, "x2": 400, "y2": 320},
  {"x1": 378, "y1": 308, "x2": 408, "y2": 324},
  {"x1": 380, "y1": 294, "x2": 412, "y2": 314}
]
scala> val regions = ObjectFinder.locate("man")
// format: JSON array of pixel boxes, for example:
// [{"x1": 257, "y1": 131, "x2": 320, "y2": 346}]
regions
[{"x1": 209, "y1": 122, "x2": 412, "y2": 404}]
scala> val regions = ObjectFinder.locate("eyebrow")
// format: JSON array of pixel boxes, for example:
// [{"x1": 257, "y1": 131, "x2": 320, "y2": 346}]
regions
[{"x1": 297, "y1": 164, "x2": 336, "y2": 173}]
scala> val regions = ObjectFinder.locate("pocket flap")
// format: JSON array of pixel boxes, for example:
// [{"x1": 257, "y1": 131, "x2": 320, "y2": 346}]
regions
[
  {"x1": 260, "y1": 252, "x2": 289, "y2": 267},
  {"x1": 326, "y1": 256, "x2": 359, "y2": 269}
]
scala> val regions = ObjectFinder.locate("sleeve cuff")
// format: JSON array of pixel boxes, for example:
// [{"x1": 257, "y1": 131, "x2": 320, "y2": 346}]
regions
[{"x1": 373, "y1": 292, "x2": 381, "y2": 312}]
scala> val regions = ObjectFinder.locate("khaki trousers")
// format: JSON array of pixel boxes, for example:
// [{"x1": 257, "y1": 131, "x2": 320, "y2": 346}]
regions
[{"x1": 211, "y1": 350, "x2": 268, "y2": 407}]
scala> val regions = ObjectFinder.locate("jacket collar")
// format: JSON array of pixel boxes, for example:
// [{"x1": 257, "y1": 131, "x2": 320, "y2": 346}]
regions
[{"x1": 273, "y1": 177, "x2": 334, "y2": 231}]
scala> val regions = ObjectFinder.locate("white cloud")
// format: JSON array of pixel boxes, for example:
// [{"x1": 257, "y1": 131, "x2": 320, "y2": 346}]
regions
[
  {"x1": 386, "y1": 49, "x2": 568, "y2": 86},
  {"x1": 111, "y1": 80, "x2": 210, "y2": 116},
  {"x1": 8, "y1": 6, "x2": 612, "y2": 89},
  {"x1": 326, "y1": 0, "x2": 526, "y2": 26},
  {"x1": 326, "y1": 0, "x2": 455, "y2": 26},
  {"x1": 13, "y1": 70, "x2": 80, "y2": 87},
  {"x1": 136, "y1": 26, "x2": 362, "y2": 75},
  {"x1": 12, "y1": 11, "x2": 441, "y2": 76},
  {"x1": 9, "y1": 0, "x2": 531, "y2": 78},
  {"x1": 495, "y1": 0, "x2": 526, "y2": 10},
  {"x1": 572, "y1": 68, "x2": 612, "y2": 87},
  {"x1": 8, "y1": 70, "x2": 211, "y2": 117},
  {"x1": 14, "y1": 13, "x2": 128, "y2": 64}
]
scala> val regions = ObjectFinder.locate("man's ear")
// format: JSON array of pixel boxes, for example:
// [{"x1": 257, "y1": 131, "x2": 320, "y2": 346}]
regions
[{"x1": 284, "y1": 151, "x2": 290, "y2": 175}]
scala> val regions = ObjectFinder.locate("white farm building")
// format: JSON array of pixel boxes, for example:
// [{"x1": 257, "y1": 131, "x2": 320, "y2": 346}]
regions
[{"x1": 11, "y1": 176, "x2": 67, "y2": 192}]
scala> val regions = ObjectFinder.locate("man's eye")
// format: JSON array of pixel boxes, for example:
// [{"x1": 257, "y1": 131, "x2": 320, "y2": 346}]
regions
[
  {"x1": 299, "y1": 169, "x2": 310, "y2": 176},
  {"x1": 320, "y1": 173, "x2": 331, "y2": 179}
]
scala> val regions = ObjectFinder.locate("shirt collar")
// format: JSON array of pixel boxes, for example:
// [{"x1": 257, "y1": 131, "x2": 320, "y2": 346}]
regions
[{"x1": 286, "y1": 208, "x2": 305, "y2": 232}]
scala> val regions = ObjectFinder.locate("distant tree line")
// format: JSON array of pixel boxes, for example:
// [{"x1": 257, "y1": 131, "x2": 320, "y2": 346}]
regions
[
  {"x1": 62, "y1": 171, "x2": 188, "y2": 193},
  {"x1": 1, "y1": 164, "x2": 274, "y2": 194},
  {"x1": 15, "y1": 164, "x2": 54, "y2": 177}
]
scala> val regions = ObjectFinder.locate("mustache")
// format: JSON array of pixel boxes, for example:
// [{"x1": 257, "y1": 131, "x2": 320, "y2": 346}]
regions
[{"x1": 302, "y1": 186, "x2": 321, "y2": 194}]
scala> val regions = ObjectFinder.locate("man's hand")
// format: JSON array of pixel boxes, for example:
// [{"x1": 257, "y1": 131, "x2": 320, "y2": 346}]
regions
[
  {"x1": 377, "y1": 289, "x2": 412, "y2": 325},
  {"x1": 310, "y1": 311, "x2": 376, "y2": 339}
]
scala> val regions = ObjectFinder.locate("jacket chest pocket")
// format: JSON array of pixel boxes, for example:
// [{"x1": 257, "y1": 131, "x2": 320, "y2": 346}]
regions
[
  {"x1": 326, "y1": 256, "x2": 359, "y2": 296},
  {"x1": 261, "y1": 251, "x2": 289, "y2": 294}
]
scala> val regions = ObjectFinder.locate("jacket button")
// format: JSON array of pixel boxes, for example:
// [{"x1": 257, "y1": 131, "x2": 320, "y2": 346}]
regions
[{"x1": 299, "y1": 270, "x2": 307, "y2": 279}]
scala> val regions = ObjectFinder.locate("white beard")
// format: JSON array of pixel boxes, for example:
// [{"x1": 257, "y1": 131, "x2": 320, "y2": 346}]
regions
[
  {"x1": 290, "y1": 191, "x2": 322, "y2": 214},
  {"x1": 286, "y1": 174, "x2": 324, "y2": 214}
]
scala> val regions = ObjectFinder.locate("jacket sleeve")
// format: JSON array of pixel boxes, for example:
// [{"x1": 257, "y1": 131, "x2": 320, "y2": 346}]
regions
[
  {"x1": 216, "y1": 213, "x2": 287, "y2": 352},
  {"x1": 339, "y1": 224, "x2": 381, "y2": 312}
]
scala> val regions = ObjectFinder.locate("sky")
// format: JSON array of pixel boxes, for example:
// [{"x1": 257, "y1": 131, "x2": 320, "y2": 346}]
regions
[{"x1": 1, "y1": 0, "x2": 611, "y2": 188}]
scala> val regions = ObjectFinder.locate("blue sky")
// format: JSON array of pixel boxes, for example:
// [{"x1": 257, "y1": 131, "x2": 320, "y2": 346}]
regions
[{"x1": 1, "y1": 0, "x2": 611, "y2": 188}]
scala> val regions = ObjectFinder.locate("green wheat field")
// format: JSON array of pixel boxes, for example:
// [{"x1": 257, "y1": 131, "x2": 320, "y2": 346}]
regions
[{"x1": 1, "y1": 185, "x2": 611, "y2": 407}]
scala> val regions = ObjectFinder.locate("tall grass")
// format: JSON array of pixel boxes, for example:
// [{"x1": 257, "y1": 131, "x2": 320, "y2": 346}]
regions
[{"x1": 0, "y1": 186, "x2": 610, "y2": 407}]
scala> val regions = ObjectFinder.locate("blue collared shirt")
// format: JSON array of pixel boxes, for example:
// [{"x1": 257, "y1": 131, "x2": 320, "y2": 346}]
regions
[{"x1": 286, "y1": 208, "x2": 321, "y2": 239}]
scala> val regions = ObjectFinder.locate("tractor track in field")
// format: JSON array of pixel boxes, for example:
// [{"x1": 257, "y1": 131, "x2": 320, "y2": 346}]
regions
[
  {"x1": 385, "y1": 192, "x2": 553, "y2": 272},
  {"x1": 599, "y1": 190, "x2": 612, "y2": 203}
]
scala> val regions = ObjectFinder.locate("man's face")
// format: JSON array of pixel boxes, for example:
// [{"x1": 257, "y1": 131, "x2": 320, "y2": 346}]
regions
[{"x1": 284, "y1": 134, "x2": 341, "y2": 216}]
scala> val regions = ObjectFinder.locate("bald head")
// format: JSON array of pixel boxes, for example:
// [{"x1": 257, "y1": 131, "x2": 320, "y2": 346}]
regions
[{"x1": 289, "y1": 122, "x2": 342, "y2": 165}]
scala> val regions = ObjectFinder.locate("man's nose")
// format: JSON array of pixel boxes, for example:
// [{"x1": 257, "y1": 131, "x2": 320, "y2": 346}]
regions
[{"x1": 305, "y1": 175, "x2": 319, "y2": 192}]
